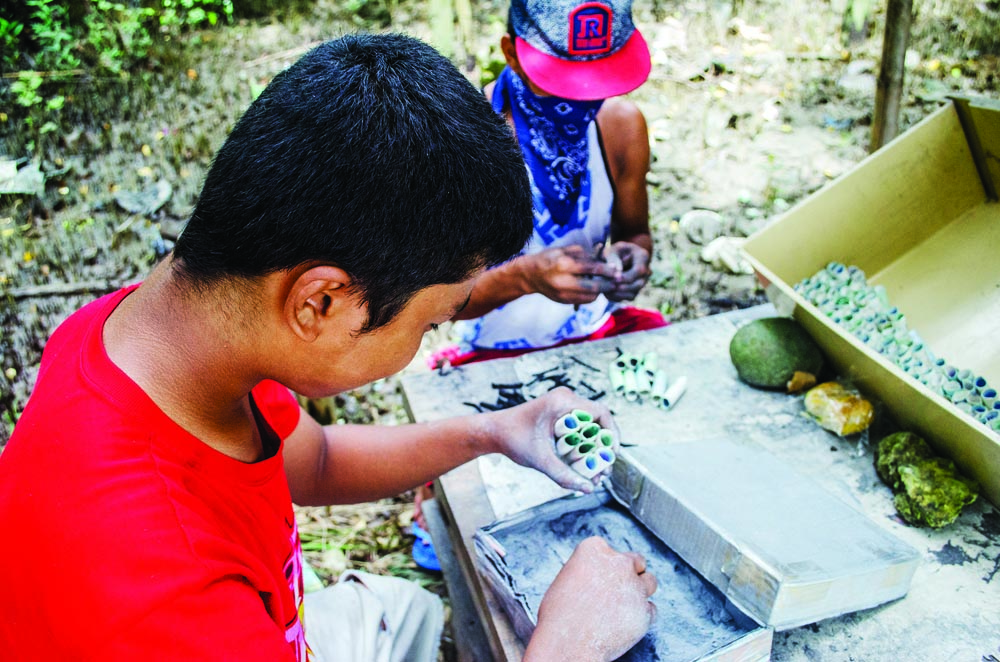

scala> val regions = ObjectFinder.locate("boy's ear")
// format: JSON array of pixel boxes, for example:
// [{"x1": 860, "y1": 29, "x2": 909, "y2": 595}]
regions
[
  {"x1": 500, "y1": 34, "x2": 520, "y2": 70},
  {"x1": 284, "y1": 265, "x2": 355, "y2": 342}
]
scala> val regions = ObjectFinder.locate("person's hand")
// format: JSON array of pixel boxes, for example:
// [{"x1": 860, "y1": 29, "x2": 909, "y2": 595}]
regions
[
  {"x1": 522, "y1": 245, "x2": 620, "y2": 305},
  {"x1": 525, "y1": 537, "x2": 657, "y2": 662},
  {"x1": 486, "y1": 387, "x2": 620, "y2": 494},
  {"x1": 604, "y1": 241, "x2": 650, "y2": 302}
]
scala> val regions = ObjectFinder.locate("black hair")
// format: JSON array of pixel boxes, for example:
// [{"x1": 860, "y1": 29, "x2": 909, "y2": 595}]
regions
[{"x1": 173, "y1": 33, "x2": 531, "y2": 332}]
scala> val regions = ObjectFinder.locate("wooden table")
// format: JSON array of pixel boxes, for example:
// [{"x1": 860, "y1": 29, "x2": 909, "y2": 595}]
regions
[{"x1": 401, "y1": 306, "x2": 1000, "y2": 662}]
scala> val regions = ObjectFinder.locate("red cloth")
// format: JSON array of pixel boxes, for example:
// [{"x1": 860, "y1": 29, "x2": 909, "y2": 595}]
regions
[
  {"x1": 0, "y1": 286, "x2": 309, "y2": 661},
  {"x1": 443, "y1": 305, "x2": 668, "y2": 367}
]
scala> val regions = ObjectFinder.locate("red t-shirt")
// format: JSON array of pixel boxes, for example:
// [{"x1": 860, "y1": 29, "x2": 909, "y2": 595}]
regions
[{"x1": 0, "y1": 286, "x2": 309, "y2": 660}]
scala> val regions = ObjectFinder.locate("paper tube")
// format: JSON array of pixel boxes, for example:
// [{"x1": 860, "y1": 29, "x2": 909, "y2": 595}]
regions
[
  {"x1": 570, "y1": 449, "x2": 615, "y2": 479},
  {"x1": 662, "y1": 376, "x2": 688, "y2": 409},
  {"x1": 555, "y1": 432, "x2": 584, "y2": 457},
  {"x1": 554, "y1": 409, "x2": 595, "y2": 437},
  {"x1": 623, "y1": 369, "x2": 639, "y2": 402},
  {"x1": 567, "y1": 441, "x2": 596, "y2": 463},
  {"x1": 650, "y1": 370, "x2": 669, "y2": 402}
]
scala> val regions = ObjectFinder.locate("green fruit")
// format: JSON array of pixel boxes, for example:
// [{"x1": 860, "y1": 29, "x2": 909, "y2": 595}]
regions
[{"x1": 729, "y1": 317, "x2": 824, "y2": 390}]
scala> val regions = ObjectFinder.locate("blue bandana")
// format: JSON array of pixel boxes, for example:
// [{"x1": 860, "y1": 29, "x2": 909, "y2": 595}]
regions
[{"x1": 492, "y1": 67, "x2": 603, "y2": 228}]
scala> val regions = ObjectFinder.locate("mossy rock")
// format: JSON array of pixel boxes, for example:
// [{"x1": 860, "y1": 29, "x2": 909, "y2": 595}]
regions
[
  {"x1": 875, "y1": 431, "x2": 935, "y2": 491},
  {"x1": 875, "y1": 431, "x2": 979, "y2": 528},
  {"x1": 893, "y1": 457, "x2": 978, "y2": 528},
  {"x1": 729, "y1": 317, "x2": 824, "y2": 391}
]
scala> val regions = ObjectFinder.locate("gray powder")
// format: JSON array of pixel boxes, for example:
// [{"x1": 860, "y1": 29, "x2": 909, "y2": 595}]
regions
[{"x1": 490, "y1": 501, "x2": 759, "y2": 661}]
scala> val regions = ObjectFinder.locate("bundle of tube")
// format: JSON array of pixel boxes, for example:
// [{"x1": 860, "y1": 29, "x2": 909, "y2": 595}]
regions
[
  {"x1": 553, "y1": 409, "x2": 617, "y2": 479},
  {"x1": 795, "y1": 262, "x2": 1000, "y2": 432},
  {"x1": 608, "y1": 351, "x2": 686, "y2": 409}
]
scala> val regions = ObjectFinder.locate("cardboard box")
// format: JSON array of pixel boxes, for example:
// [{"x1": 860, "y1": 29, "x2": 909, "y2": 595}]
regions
[
  {"x1": 742, "y1": 96, "x2": 1000, "y2": 506},
  {"x1": 474, "y1": 490, "x2": 773, "y2": 662}
]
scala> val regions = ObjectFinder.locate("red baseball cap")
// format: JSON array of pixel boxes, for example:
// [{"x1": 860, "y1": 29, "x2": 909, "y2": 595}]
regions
[{"x1": 511, "y1": 0, "x2": 651, "y2": 101}]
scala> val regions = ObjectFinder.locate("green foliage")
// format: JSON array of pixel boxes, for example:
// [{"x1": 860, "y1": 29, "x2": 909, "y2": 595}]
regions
[
  {"x1": 158, "y1": 0, "x2": 235, "y2": 31},
  {"x1": 61, "y1": 217, "x2": 97, "y2": 233},
  {"x1": 476, "y1": 44, "x2": 506, "y2": 88},
  {"x1": 83, "y1": 2, "x2": 157, "y2": 75},
  {"x1": 26, "y1": 0, "x2": 80, "y2": 71},
  {"x1": 6, "y1": 0, "x2": 236, "y2": 82},
  {"x1": 0, "y1": 17, "x2": 25, "y2": 70},
  {"x1": 843, "y1": 0, "x2": 874, "y2": 35},
  {"x1": 10, "y1": 72, "x2": 44, "y2": 108},
  {"x1": 343, "y1": 0, "x2": 394, "y2": 28},
  {"x1": 3, "y1": 0, "x2": 236, "y2": 154}
]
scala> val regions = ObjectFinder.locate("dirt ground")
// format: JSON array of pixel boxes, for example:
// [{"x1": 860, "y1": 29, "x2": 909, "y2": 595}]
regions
[
  {"x1": 4, "y1": 1, "x2": 995, "y2": 440},
  {"x1": 1, "y1": 0, "x2": 997, "y2": 654}
]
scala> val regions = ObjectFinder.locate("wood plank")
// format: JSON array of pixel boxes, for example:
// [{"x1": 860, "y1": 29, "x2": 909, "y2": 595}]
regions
[
  {"x1": 437, "y1": 462, "x2": 525, "y2": 661},
  {"x1": 422, "y1": 497, "x2": 494, "y2": 662},
  {"x1": 403, "y1": 376, "x2": 525, "y2": 660}
]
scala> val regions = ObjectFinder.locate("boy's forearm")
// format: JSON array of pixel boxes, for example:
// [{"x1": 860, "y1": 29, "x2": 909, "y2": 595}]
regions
[
  {"x1": 286, "y1": 387, "x2": 605, "y2": 507},
  {"x1": 451, "y1": 258, "x2": 532, "y2": 319},
  {"x1": 299, "y1": 415, "x2": 502, "y2": 505}
]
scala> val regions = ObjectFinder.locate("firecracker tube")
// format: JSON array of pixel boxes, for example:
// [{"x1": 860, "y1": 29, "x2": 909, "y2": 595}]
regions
[
  {"x1": 613, "y1": 354, "x2": 634, "y2": 372},
  {"x1": 554, "y1": 409, "x2": 594, "y2": 438},
  {"x1": 578, "y1": 421, "x2": 602, "y2": 441},
  {"x1": 650, "y1": 370, "x2": 669, "y2": 402},
  {"x1": 641, "y1": 351, "x2": 658, "y2": 373},
  {"x1": 662, "y1": 376, "x2": 688, "y2": 409},
  {"x1": 609, "y1": 366, "x2": 625, "y2": 395},
  {"x1": 555, "y1": 431, "x2": 584, "y2": 457},
  {"x1": 570, "y1": 449, "x2": 616, "y2": 479},
  {"x1": 635, "y1": 368, "x2": 652, "y2": 395},
  {"x1": 622, "y1": 369, "x2": 639, "y2": 401},
  {"x1": 567, "y1": 441, "x2": 597, "y2": 463}
]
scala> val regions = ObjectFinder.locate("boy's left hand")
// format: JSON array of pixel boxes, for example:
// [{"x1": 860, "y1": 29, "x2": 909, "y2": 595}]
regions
[
  {"x1": 489, "y1": 387, "x2": 620, "y2": 494},
  {"x1": 605, "y1": 242, "x2": 650, "y2": 302}
]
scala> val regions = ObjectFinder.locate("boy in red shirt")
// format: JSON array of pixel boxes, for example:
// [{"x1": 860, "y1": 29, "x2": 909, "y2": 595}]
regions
[{"x1": 0, "y1": 34, "x2": 656, "y2": 661}]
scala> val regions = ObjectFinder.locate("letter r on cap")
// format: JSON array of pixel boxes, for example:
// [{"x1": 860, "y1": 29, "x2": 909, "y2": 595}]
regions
[{"x1": 568, "y1": 2, "x2": 613, "y2": 55}]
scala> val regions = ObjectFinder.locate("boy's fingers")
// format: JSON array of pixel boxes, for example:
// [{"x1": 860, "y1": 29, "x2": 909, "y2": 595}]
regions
[
  {"x1": 542, "y1": 455, "x2": 596, "y2": 493},
  {"x1": 560, "y1": 472, "x2": 597, "y2": 494},
  {"x1": 575, "y1": 258, "x2": 621, "y2": 278},
  {"x1": 641, "y1": 571, "x2": 658, "y2": 597},
  {"x1": 627, "y1": 552, "x2": 647, "y2": 575},
  {"x1": 623, "y1": 552, "x2": 657, "y2": 596},
  {"x1": 574, "y1": 273, "x2": 617, "y2": 294}
]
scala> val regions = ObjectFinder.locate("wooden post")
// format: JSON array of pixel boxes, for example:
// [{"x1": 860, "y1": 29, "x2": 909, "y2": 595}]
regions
[
  {"x1": 870, "y1": 0, "x2": 914, "y2": 152},
  {"x1": 455, "y1": 0, "x2": 475, "y2": 70},
  {"x1": 428, "y1": 0, "x2": 456, "y2": 59}
]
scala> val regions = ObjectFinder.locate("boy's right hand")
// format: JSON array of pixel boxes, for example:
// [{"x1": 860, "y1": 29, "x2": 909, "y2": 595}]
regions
[
  {"x1": 525, "y1": 536, "x2": 657, "y2": 662},
  {"x1": 488, "y1": 387, "x2": 619, "y2": 494},
  {"x1": 522, "y1": 245, "x2": 619, "y2": 305}
]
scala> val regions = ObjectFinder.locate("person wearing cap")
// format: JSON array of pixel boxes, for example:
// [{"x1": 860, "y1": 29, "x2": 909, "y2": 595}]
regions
[{"x1": 438, "y1": 0, "x2": 667, "y2": 366}]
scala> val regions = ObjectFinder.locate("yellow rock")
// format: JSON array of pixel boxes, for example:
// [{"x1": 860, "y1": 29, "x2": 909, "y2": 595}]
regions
[{"x1": 803, "y1": 381, "x2": 874, "y2": 436}]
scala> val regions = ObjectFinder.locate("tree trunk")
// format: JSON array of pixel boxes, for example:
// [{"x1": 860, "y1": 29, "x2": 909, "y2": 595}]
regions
[
  {"x1": 455, "y1": 0, "x2": 474, "y2": 71},
  {"x1": 870, "y1": 0, "x2": 914, "y2": 152},
  {"x1": 428, "y1": 0, "x2": 456, "y2": 59}
]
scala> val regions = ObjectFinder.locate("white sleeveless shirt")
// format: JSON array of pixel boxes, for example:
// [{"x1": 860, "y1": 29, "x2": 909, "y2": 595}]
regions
[{"x1": 455, "y1": 121, "x2": 616, "y2": 351}]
